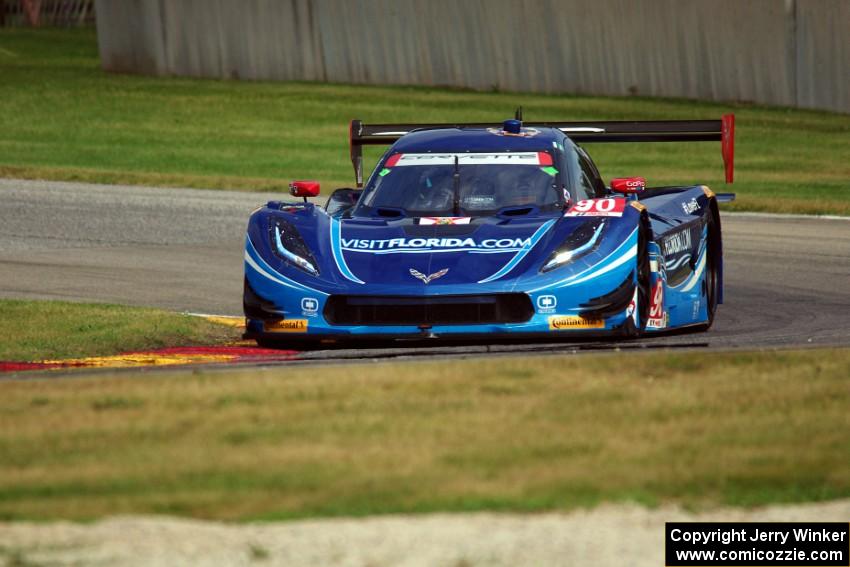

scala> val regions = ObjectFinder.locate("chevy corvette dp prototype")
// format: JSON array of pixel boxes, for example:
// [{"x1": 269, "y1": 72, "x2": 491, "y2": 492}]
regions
[{"x1": 243, "y1": 114, "x2": 735, "y2": 345}]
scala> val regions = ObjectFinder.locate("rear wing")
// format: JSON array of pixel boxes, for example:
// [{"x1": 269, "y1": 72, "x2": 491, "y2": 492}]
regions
[{"x1": 349, "y1": 114, "x2": 735, "y2": 187}]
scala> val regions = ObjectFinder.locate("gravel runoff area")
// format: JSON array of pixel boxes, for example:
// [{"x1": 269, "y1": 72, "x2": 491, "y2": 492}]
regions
[{"x1": 1, "y1": 500, "x2": 848, "y2": 566}]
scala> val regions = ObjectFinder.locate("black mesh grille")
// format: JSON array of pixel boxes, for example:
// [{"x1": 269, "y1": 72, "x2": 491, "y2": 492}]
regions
[{"x1": 324, "y1": 294, "x2": 534, "y2": 326}]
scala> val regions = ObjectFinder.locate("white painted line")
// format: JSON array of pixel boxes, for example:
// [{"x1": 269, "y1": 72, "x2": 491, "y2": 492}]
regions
[{"x1": 724, "y1": 212, "x2": 850, "y2": 221}]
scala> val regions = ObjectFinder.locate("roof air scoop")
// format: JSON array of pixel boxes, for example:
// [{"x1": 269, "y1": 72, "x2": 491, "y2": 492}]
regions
[{"x1": 503, "y1": 119, "x2": 522, "y2": 134}]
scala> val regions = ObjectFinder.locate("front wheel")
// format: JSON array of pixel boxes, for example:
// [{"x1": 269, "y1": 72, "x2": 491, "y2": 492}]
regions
[{"x1": 623, "y1": 217, "x2": 651, "y2": 337}]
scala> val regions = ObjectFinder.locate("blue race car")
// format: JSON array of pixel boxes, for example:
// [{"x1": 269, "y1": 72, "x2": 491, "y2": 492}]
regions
[{"x1": 243, "y1": 113, "x2": 735, "y2": 345}]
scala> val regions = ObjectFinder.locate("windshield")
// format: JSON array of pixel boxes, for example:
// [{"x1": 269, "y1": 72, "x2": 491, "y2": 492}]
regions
[{"x1": 355, "y1": 152, "x2": 563, "y2": 217}]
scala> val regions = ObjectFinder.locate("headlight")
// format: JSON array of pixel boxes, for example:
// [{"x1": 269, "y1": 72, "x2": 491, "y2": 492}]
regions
[
  {"x1": 269, "y1": 218, "x2": 319, "y2": 275},
  {"x1": 541, "y1": 219, "x2": 606, "y2": 273}
]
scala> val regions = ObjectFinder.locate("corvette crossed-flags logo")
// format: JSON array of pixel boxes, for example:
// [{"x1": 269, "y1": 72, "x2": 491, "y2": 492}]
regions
[{"x1": 409, "y1": 268, "x2": 449, "y2": 284}]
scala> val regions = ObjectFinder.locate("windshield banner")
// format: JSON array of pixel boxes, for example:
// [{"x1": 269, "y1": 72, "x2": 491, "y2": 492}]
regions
[{"x1": 389, "y1": 152, "x2": 552, "y2": 166}]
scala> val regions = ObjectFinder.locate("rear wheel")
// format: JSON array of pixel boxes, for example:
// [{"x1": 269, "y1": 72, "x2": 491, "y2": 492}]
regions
[
  {"x1": 690, "y1": 210, "x2": 720, "y2": 332},
  {"x1": 701, "y1": 212, "x2": 720, "y2": 329}
]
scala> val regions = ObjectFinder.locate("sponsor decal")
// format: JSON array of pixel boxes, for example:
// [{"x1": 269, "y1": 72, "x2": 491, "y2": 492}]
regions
[
  {"x1": 264, "y1": 319, "x2": 309, "y2": 333},
  {"x1": 646, "y1": 281, "x2": 666, "y2": 329},
  {"x1": 392, "y1": 152, "x2": 548, "y2": 166},
  {"x1": 301, "y1": 297, "x2": 319, "y2": 317},
  {"x1": 661, "y1": 226, "x2": 699, "y2": 281},
  {"x1": 409, "y1": 268, "x2": 449, "y2": 284},
  {"x1": 565, "y1": 198, "x2": 627, "y2": 218},
  {"x1": 681, "y1": 197, "x2": 699, "y2": 215},
  {"x1": 341, "y1": 237, "x2": 531, "y2": 253},
  {"x1": 548, "y1": 315, "x2": 605, "y2": 330},
  {"x1": 610, "y1": 177, "x2": 646, "y2": 193},
  {"x1": 464, "y1": 195, "x2": 495, "y2": 208},
  {"x1": 661, "y1": 228, "x2": 693, "y2": 257},
  {"x1": 536, "y1": 295, "x2": 557, "y2": 313},
  {"x1": 419, "y1": 217, "x2": 472, "y2": 225}
]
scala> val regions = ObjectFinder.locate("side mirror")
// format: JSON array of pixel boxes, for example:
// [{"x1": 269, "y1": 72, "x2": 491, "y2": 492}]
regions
[
  {"x1": 610, "y1": 177, "x2": 646, "y2": 195},
  {"x1": 325, "y1": 188, "x2": 362, "y2": 217},
  {"x1": 289, "y1": 180, "x2": 321, "y2": 200}
]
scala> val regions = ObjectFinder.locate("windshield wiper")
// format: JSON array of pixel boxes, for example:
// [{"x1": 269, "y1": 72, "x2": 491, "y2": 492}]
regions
[{"x1": 452, "y1": 155, "x2": 460, "y2": 216}]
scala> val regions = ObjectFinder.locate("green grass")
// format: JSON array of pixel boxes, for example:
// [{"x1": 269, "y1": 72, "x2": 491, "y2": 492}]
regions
[
  {"x1": 1, "y1": 29, "x2": 849, "y2": 214},
  {"x1": 0, "y1": 349, "x2": 848, "y2": 521},
  {"x1": 0, "y1": 299, "x2": 240, "y2": 361}
]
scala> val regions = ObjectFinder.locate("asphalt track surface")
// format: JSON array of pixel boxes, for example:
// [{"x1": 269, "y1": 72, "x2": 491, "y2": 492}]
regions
[{"x1": 2, "y1": 179, "x2": 849, "y2": 364}]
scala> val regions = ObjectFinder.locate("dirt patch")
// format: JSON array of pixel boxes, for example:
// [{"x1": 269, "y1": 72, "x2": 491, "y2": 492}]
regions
[{"x1": 1, "y1": 499, "x2": 848, "y2": 566}]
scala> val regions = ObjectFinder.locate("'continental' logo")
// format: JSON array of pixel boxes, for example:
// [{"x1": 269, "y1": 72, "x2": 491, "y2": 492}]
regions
[
  {"x1": 264, "y1": 319, "x2": 308, "y2": 333},
  {"x1": 548, "y1": 316, "x2": 605, "y2": 330}
]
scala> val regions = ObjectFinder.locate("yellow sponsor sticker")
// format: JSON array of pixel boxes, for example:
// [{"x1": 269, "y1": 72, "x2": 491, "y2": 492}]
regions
[
  {"x1": 264, "y1": 319, "x2": 309, "y2": 333},
  {"x1": 548, "y1": 315, "x2": 605, "y2": 330}
]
